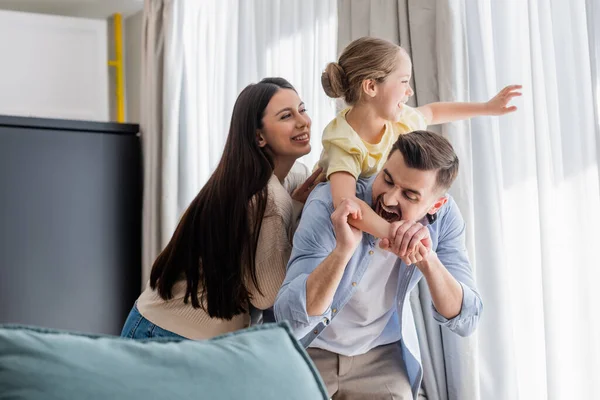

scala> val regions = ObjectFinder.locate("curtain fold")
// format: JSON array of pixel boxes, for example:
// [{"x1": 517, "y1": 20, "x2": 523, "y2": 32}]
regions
[
  {"x1": 140, "y1": 0, "x2": 170, "y2": 287},
  {"x1": 440, "y1": 1, "x2": 600, "y2": 399},
  {"x1": 338, "y1": 0, "x2": 600, "y2": 399}
]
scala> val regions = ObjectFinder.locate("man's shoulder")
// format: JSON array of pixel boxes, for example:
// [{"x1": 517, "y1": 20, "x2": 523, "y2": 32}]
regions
[
  {"x1": 304, "y1": 182, "x2": 334, "y2": 213},
  {"x1": 355, "y1": 178, "x2": 374, "y2": 201},
  {"x1": 431, "y1": 195, "x2": 463, "y2": 231},
  {"x1": 440, "y1": 195, "x2": 460, "y2": 217},
  {"x1": 294, "y1": 183, "x2": 336, "y2": 245}
]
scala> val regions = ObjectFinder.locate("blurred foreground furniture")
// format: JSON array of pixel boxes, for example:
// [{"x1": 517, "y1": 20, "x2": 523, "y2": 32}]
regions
[
  {"x1": 0, "y1": 322, "x2": 328, "y2": 400},
  {"x1": 0, "y1": 115, "x2": 141, "y2": 335}
]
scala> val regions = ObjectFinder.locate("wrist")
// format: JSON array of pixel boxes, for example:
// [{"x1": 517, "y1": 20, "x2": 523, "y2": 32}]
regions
[
  {"x1": 332, "y1": 245, "x2": 354, "y2": 263},
  {"x1": 480, "y1": 101, "x2": 494, "y2": 115},
  {"x1": 416, "y1": 250, "x2": 439, "y2": 274}
]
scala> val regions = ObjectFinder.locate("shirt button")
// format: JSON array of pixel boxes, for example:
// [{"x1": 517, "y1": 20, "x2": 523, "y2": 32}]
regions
[
  {"x1": 313, "y1": 329, "x2": 319, "y2": 334},
  {"x1": 332, "y1": 308, "x2": 337, "y2": 313},
  {"x1": 323, "y1": 318, "x2": 329, "y2": 324},
  {"x1": 369, "y1": 250, "x2": 374, "y2": 255},
  {"x1": 352, "y1": 282, "x2": 357, "y2": 287}
]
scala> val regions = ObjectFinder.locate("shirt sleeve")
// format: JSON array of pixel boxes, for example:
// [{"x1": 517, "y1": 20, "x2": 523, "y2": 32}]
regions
[
  {"x1": 274, "y1": 197, "x2": 337, "y2": 339},
  {"x1": 395, "y1": 104, "x2": 429, "y2": 133},
  {"x1": 430, "y1": 199, "x2": 483, "y2": 337},
  {"x1": 322, "y1": 139, "x2": 363, "y2": 180}
]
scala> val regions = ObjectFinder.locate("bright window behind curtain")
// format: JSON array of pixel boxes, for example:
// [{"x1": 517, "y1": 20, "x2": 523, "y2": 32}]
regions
[
  {"x1": 440, "y1": 1, "x2": 600, "y2": 399},
  {"x1": 180, "y1": 0, "x2": 337, "y2": 212}
]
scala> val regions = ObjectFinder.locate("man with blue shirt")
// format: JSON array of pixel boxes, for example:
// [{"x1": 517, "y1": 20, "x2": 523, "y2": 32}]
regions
[{"x1": 274, "y1": 130, "x2": 483, "y2": 399}]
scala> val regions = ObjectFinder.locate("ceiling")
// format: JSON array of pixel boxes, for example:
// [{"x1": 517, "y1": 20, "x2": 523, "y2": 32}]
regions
[{"x1": 0, "y1": 0, "x2": 143, "y2": 19}]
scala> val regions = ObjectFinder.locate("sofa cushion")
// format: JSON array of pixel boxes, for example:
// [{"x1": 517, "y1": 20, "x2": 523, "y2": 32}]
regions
[{"x1": 0, "y1": 322, "x2": 328, "y2": 400}]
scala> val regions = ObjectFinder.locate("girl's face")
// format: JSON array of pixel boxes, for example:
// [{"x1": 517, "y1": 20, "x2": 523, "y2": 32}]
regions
[
  {"x1": 373, "y1": 51, "x2": 414, "y2": 121},
  {"x1": 257, "y1": 88, "x2": 312, "y2": 160}
]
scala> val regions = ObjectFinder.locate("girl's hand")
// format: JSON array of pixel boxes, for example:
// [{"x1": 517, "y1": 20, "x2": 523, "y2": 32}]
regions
[{"x1": 485, "y1": 85, "x2": 522, "y2": 116}]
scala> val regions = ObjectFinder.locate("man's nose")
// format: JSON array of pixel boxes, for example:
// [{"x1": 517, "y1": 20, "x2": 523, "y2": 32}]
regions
[{"x1": 383, "y1": 191, "x2": 400, "y2": 207}]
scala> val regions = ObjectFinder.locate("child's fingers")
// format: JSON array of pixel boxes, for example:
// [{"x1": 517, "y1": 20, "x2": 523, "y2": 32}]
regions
[
  {"x1": 354, "y1": 208, "x2": 363, "y2": 220},
  {"x1": 340, "y1": 198, "x2": 362, "y2": 221},
  {"x1": 503, "y1": 105, "x2": 518, "y2": 113},
  {"x1": 503, "y1": 84, "x2": 522, "y2": 92}
]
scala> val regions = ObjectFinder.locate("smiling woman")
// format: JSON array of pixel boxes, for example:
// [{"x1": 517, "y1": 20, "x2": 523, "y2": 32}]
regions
[
  {"x1": 121, "y1": 77, "x2": 324, "y2": 340},
  {"x1": 256, "y1": 87, "x2": 312, "y2": 180}
]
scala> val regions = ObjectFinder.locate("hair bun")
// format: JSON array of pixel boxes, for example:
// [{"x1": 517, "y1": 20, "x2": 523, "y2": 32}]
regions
[{"x1": 321, "y1": 62, "x2": 347, "y2": 99}]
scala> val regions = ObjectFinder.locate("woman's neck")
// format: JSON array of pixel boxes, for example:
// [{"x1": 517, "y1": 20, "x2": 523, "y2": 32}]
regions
[
  {"x1": 272, "y1": 156, "x2": 296, "y2": 184},
  {"x1": 345, "y1": 104, "x2": 387, "y2": 144}
]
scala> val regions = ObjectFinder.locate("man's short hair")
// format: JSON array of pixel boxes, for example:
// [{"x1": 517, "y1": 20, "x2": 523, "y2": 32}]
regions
[{"x1": 388, "y1": 130, "x2": 459, "y2": 191}]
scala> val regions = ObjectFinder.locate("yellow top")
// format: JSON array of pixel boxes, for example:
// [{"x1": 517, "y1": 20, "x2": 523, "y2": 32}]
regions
[{"x1": 317, "y1": 105, "x2": 428, "y2": 179}]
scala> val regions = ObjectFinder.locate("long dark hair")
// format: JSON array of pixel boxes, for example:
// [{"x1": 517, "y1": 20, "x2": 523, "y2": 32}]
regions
[{"x1": 150, "y1": 77, "x2": 297, "y2": 319}]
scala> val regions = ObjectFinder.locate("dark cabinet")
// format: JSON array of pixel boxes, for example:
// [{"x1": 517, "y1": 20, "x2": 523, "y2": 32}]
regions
[{"x1": 0, "y1": 115, "x2": 141, "y2": 335}]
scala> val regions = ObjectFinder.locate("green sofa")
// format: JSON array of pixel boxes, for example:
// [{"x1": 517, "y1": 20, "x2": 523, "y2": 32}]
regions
[{"x1": 0, "y1": 322, "x2": 328, "y2": 400}]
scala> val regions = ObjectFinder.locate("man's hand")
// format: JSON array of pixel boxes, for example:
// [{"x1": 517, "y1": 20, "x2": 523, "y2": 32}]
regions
[
  {"x1": 484, "y1": 85, "x2": 522, "y2": 116},
  {"x1": 305, "y1": 198, "x2": 363, "y2": 317},
  {"x1": 332, "y1": 198, "x2": 363, "y2": 255},
  {"x1": 291, "y1": 167, "x2": 326, "y2": 204},
  {"x1": 380, "y1": 220, "x2": 433, "y2": 266}
]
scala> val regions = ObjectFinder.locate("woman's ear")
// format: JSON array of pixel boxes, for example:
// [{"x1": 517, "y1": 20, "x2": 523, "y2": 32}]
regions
[{"x1": 256, "y1": 130, "x2": 267, "y2": 148}]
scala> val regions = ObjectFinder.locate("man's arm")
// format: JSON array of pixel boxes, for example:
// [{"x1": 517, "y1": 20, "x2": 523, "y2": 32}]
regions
[
  {"x1": 305, "y1": 199, "x2": 363, "y2": 315},
  {"x1": 305, "y1": 249, "x2": 352, "y2": 316},
  {"x1": 417, "y1": 252, "x2": 463, "y2": 319},
  {"x1": 381, "y1": 199, "x2": 482, "y2": 337},
  {"x1": 424, "y1": 200, "x2": 482, "y2": 336},
  {"x1": 274, "y1": 197, "x2": 363, "y2": 337}
]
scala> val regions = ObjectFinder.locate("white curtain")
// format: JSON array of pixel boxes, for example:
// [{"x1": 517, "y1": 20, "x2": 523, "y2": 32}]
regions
[
  {"x1": 140, "y1": 0, "x2": 169, "y2": 287},
  {"x1": 140, "y1": 0, "x2": 337, "y2": 283},
  {"x1": 337, "y1": 0, "x2": 600, "y2": 399},
  {"x1": 437, "y1": 1, "x2": 600, "y2": 399}
]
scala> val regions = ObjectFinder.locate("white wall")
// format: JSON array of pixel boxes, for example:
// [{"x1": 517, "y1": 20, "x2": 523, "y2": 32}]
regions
[
  {"x1": 0, "y1": 9, "x2": 109, "y2": 121},
  {"x1": 0, "y1": 0, "x2": 143, "y2": 19}
]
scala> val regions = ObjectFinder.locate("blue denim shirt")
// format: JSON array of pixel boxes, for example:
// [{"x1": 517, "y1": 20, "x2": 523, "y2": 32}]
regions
[{"x1": 274, "y1": 177, "x2": 483, "y2": 399}]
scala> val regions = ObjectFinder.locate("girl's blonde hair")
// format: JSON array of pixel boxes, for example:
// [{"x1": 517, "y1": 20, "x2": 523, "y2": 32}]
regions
[{"x1": 322, "y1": 37, "x2": 407, "y2": 105}]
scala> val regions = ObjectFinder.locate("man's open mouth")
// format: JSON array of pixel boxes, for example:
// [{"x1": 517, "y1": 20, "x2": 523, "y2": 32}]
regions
[{"x1": 375, "y1": 195, "x2": 401, "y2": 222}]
